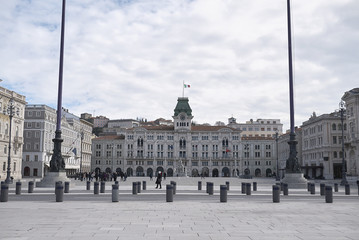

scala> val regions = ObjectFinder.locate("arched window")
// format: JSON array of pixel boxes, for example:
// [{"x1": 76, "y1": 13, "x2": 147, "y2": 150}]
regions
[
  {"x1": 332, "y1": 124, "x2": 336, "y2": 131},
  {"x1": 333, "y1": 151, "x2": 338, "y2": 158}
]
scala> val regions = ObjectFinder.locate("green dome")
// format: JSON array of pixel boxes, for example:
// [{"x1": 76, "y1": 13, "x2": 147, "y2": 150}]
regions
[{"x1": 174, "y1": 97, "x2": 192, "y2": 116}]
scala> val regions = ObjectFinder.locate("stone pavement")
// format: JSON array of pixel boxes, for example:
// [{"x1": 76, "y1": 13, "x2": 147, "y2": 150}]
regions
[{"x1": 1, "y1": 177, "x2": 359, "y2": 240}]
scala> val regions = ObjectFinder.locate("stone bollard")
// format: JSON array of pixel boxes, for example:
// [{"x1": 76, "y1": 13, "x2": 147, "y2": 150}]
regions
[
  {"x1": 94, "y1": 182, "x2": 99, "y2": 195},
  {"x1": 320, "y1": 183, "x2": 325, "y2": 196},
  {"x1": 100, "y1": 181, "x2": 106, "y2": 193},
  {"x1": 16, "y1": 181, "x2": 22, "y2": 195},
  {"x1": 137, "y1": 181, "x2": 141, "y2": 193},
  {"x1": 272, "y1": 185, "x2": 280, "y2": 203},
  {"x1": 246, "y1": 183, "x2": 251, "y2": 195},
  {"x1": 226, "y1": 181, "x2": 230, "y2": 191},
  {"x1": 166, "y1": 184, "x2": 173, "y2": 202},
  {"x1": 253, "y1": 182, "x2": 257, "y2": 191},
  {"x1": 64, "y1": 181, "x2": 70, "y2": 193},
  {"x1": 1, "y1": 184, "x2": 9, "y2": 202},
  {"x1": 334, "y1": 183, "x2": 338, "y2": 192},
  {"x1": 310, "y1": 183, "x2": 315, "y2": 195},
  {"x1": 143, "y1": 181, "x2": 146, "y2": 190},
  {"x1": 345, "y1": 184, "x2": 350, "y2": 195},
  {"x1": 307, "y1": 182, "x2": 311, "y2": 192},
  {"x1": 283, "y1": 183, "x2": 289, "y2": 196},
  {"x1": 208, "y1": 182, "x2": 214, "y2": 195},
  {"x1": 241, "y1": 182, "x2": 246, "y2": 194},
  {"x1": 220, "y1": 185, "x2": 227, "y2": 203},
  {"x1": 171, "y1": 181, "x2": 177, "y2": 195},
  {"x1": 132, "y1": 182, "x2": 138, "y2": 195},
  {"x1": 55, "y1": 183, "x2": 64, "y2": 202},
  {"x1": 198, "y1": 181, "x2": 202, "y2": 191},
  {"x1": 28, "y1": 181, "x2": 34, "y2": 193},
  {"x1": 86, "y1": 181, "x2": 91, "y2": 190},
  {"x1": 112, "y1": 184, "x2": 119, "y2": 202},
  {"x1": 325, "y1": 186, "x2": 333, "y2": 203}
]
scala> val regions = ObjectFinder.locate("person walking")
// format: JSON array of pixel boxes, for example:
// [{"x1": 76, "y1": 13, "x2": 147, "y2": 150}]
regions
[{"x1": 155, "y1": 171, "x2": 162, "y2": 189}]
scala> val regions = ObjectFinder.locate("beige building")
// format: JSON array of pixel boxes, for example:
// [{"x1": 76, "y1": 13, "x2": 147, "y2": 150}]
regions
[
  {"x1": 0, "y1": 86, "x2": 26, "y2": 181},
  {"x1": 228, "y1": 117, "x2": 283, "y2": 138}
]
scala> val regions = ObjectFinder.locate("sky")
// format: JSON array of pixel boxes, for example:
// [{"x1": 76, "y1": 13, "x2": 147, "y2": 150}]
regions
[{"x1": 0, "y1": 0, "x2": 358, "y2": 132}]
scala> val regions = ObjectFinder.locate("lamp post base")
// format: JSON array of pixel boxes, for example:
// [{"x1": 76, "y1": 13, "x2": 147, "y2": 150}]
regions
[
  {"x1": 282, "y1": 173, "x2": 307, "y2": 189},
  {"x1": 36, "y1": 171, "x2": 72, "y2": 188}
]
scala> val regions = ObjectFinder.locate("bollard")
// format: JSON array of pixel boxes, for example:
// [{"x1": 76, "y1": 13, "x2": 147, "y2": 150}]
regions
[
  {"x1": 86, "y1": 181, "x2": 91, "y2": 190},
  {"x1": 143, "y1": 181, "x2": 146, "y2": 190},
  {"x1": 94, "y1": 182, "x2": 99, "y2": 194},
  {"x1": 220, "y1": 185, "x2": 227, "y2": 203},
  {"x1": 28, "y1": 181, "x2": 34, "y2": 193},
  {"x1": 272, "y1": 185, "x2": 280, "y2": 203},
  {"x1": 325, "y1": 186, "x2": 333, "y2": 203},
  {"x1": 206, "y1": 182, "x2": 209, "y2": 193},
  {"x1": 320, "y1": 183, "x2": 325, "y2": 196},
  {"x1": 172, "y1": 181, "x2": 177, "y2": 195},
  {"x1": 198, "y1": 181, "x2": 202, "y2": 191},
  {"x1": 137, "y1": 181, "x2": 141, "y2": 193},
  {"x1": 100, "y1": 181, "x2": 106, "y2": 193},
  {"x1": 1, "y1": 184, "x2": 9, "y2": 202},
  {"x1": 16, "y1": 182, "x2": 22, "y2": 195},
  {"x1": 132, "y1": 182, "x2": 138, "y2": 195},
  {"x1": 55, "y1": 184, "x2": 64, "y2": 202},
  {"x1": 208, "y1": 182, "x2": 214, "y2": 195},
  {"x1": 166, "y1": 184, "x2": 173, "y2": 202},
  {"x1": 345, "y1": 184, "x2": 350, "y2": 195},
  {"x1": 334, "y1": 183, "x2": 338, "y2": 192},
  {"x1": 253, "y1": 182, "x2": 257, "y2": 191},
  {"x1": 283, "y1": 183, "x2": 288, "y2": 196},
  {"x1": 307, "y1": 182, "x2": 311, "y2": 192},
  {"x1": 112, "y1": 184, "x2": 119, "y2": 202},
  {"x1": 64, "y1": 181, "x2": 70, "y2": 193},
  {"x1": 226, "y1": 181, "x2": 230, "y2": 191},
  {"x1": 241, "y1": 182, "x2": 246, "y2": 194},
  {"x1": 310, "y1": 183, "x2": 315, "y2": 195},
  {"x1": 246, "y1": 183, "x2": 251, "y2": 195}
]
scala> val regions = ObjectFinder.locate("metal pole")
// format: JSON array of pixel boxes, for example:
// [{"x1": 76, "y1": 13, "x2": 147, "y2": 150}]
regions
[
  {"x1": 340, "y1": 101, "x2": 348, "y2": 185},
  {"x1": 5, "y1": 104, "x2": 13, "y2": 184},
  {"x1": 80, "y1": 131, "x2": 84, "y2": 173},
  {"x1": 50, "y1": 0, "x2": 66, "y2": 172},
  {"x1": 275, "y1": 132, "x2": 280, "y2": 181}
]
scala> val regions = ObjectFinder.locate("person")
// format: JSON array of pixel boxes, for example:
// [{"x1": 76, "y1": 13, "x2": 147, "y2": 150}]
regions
[
  {"x1": 163, "y1": 172, "x2": 166, "y2": 180},
  {"x1": 149, "y1": 172, "x2": 153, "y2": 181},
  {"x1": 155, "y1": 171, "x2": 162, "y2": 189}
]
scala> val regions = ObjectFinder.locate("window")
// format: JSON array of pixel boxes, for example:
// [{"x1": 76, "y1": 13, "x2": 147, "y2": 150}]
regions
[
  {"x1": 333, "y1": 136, "x2": 337, "y2": 144},
  {"x1": 26, "y1": 155, "x2": 30, "y2": 161},
  {"x1": 332, "y1": 124, "x2": 336, "y2": 131},
  {"x1": 34, "y1": 155, "x2": 38, "y2": 161},
  {"x1": 192, "y1": 136, "x2": 199, "y2": 141}
]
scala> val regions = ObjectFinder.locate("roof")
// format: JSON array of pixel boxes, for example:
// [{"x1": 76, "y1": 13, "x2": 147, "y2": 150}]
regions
[
  {"x1": 93, "y1": 135, "x2": 125, "y2": 140},
  {"x1": 242, "y1": 136, "x2": 275, "y2": 141},
  {"x1": 173, "y1": 97, "x2": 192, "y2": 117}
]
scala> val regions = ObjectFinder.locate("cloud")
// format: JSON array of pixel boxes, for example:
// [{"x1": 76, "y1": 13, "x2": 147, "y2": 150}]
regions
[{"x1": 0, "y1": 0, "x2": 358, "y2": 131}]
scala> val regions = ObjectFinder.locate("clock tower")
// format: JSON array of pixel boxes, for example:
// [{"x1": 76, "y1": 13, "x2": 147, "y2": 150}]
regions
[{"x1": 173, "y1": 97, "x2": 193, "y2": 131}]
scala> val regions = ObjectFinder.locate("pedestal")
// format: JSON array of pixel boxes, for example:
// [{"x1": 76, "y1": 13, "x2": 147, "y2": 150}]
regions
[
  {"x1": 282, "y1": 173, "x2": 307, "y2": 189},
  {"x1": 36, "y1": 171, "x2": 72, "y2": 187}
]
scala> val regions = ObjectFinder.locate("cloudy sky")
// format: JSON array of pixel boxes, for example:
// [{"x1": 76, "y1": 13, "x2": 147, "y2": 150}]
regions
[{"x1": 0, "y1": 0, "x2": 358, "y2": 131}]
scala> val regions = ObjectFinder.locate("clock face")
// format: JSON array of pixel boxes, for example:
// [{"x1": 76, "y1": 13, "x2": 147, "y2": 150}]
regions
[{"x1": 180, "y1": 115, "x2": 185, "y2": 120}]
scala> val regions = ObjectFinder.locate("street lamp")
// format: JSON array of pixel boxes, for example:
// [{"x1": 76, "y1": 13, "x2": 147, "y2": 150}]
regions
[
  {"x1": 3, "y1": 98, "x2": 19, "y2": 184},
  {"x1": 339, "y1": 100, "x2": 348, "y2": 186},
  {"x1": 275, "y1": 131, "x2": 280, "y2": 181}
]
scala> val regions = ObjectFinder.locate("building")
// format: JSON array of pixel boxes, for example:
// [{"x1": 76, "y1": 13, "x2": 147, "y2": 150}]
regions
[
  {"x1": 342, "y1": 88, "x2": 359, "y2": 177},
  {"x1": 92, "y1": 97, "x2": 244, "y2": 177},
  {"x1": 228, "y1": 117, "x2": 283, "y2": 138},
  {"x1": 0, "y1": 87, "x2": 26, "y2": 181},
  {"x1": 22, "y1": 105, "x2": 93, "y2": 177}
]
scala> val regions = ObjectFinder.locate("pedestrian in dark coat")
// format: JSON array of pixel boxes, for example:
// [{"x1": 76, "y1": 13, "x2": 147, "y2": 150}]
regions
[{"x1": 155, "y1": 171, "x2": 162, "y2": 189}]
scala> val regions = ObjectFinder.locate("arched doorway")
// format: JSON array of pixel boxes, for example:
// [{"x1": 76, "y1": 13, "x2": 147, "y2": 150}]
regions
[
  {"x1": 147, "y1": 168, "x2": 153, "y2": 177},
  {"x1": 202, "y1": 167, "x2": 209, "y2": 177},
  {"x1": 222, "y1": 167, "x2": 230, "y2": 177},
  {"x1": 116, "y1": 168, "x2": 122, "y2": 174},
  {"x1": 156, "y1": 166, "x2": 164, "y2": 175},
  {"x1": 95, "y1": 167, "x2": 101, "y2": 174},
  {"x1": 24, "y1": 166, "x2": 30, "y2": 177},
  {"x1": 126, "y1": 167, "x2": 133, "y2": 176},
  {"x1": 105, "y1": 168, "x2": 112, "y2": 173},
  {"x1": 167, "y1": 168, "x2": 174, "y2": 177},
  {"x1": 212, "y1": 168, "x2": 219, "y2": 177},
  {"x1": 244, "y1": 168, "x2": 250, "y2": 175},
  {"x1": 136, "y1": 166, "x2": 144, "y2": 176},
  {"x1": 255, "y1": 168, "x2": 261, "y2": 177},
  {"x1": 266, "y1": 168, "x2": 272, "y2": 177},
  {"x1": 192, "y1": 168, "x2": 199, "y2": 177}
]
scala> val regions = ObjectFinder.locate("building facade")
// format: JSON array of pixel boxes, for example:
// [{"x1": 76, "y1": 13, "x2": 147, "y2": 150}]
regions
[
  {"x1": 228, "y1": 117, "x2": 283, "y2": 138},
  {"x1": 0, "y1": 87, "x2": 26, "y2": 181},
  {"x1": 22, "y1": 105, "x2": 93, "y2": 177}
]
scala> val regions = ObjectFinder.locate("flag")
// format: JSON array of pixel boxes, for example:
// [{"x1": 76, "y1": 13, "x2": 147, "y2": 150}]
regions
[
  {"x1": 72, "y1": 148, "x2": 77, "y2": 156},
  {"x1": 184, "y1": 84, "x2": 190, "y2": 88},
  {"x1": 226, "y1": 148, "x2": 231, "y2": 152}
]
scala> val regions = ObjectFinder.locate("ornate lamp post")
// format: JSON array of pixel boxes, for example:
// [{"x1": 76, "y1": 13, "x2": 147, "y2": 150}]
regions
[
  {"x1": 4, "y1": 98, "x2": 19, "y2": 184},
  {"x1": 339, "y1": 100, "x2": 348, "y2": 186}
]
